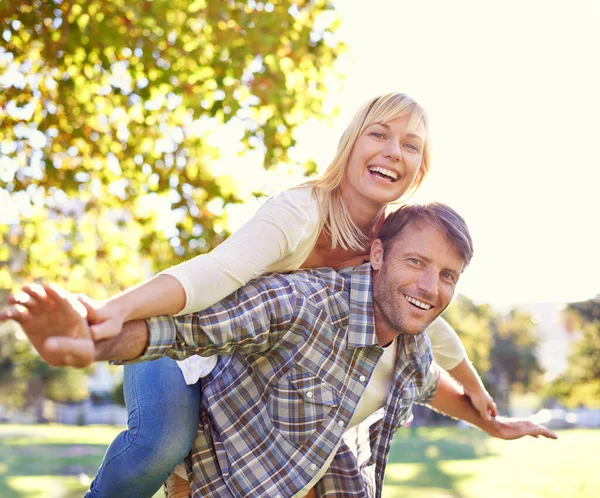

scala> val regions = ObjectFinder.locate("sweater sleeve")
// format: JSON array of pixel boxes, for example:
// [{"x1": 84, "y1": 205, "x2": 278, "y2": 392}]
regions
[
  {"x1": 159, "y1": 188, "x2": 320, "y2": 315},
  {"x1": 424, "y1": 316, "x2": 467, "y2": 371}
]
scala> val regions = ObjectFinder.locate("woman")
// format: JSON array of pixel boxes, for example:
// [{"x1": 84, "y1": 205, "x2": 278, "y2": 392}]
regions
[{"x1": 76, "y1": 93, "x2": 496, "y2": 496}]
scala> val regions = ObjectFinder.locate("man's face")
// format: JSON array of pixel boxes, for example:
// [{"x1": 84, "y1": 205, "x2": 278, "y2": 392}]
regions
[{"x1": 371, "y1": 221, "x2": 465, "y2": 338}]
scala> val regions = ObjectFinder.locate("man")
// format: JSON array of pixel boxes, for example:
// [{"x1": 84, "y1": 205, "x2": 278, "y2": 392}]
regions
[{"x1": 1, "y1": 203, "x2": 556, "y2": 498}]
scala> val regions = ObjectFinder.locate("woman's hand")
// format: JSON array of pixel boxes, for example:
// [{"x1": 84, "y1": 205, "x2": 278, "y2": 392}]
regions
[
  {"x1": 0, "y1": 283, "x2": 94, "y2": 366},
  {"x1": 464, "y1": 385, "x2": 498, "y2": 421},
  {"x1": 447, "y1": 358, "x2": 498, "y2": 421},
  {"x1": 83, "y1": 298, "x2": 128, "y2": 341}
]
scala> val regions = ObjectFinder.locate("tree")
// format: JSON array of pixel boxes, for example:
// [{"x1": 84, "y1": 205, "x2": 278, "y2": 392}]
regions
[
  {"x1": 443, "y1": 296, "x2": 544, "y2": 414},
  {"x1": 547, "y1": 297, "x2": 600, "y2": 408},
  {"x1": 488, "y1": 309, "x2": 544, "y2": 412},
  {"x1": 0, "y1": 0, "x2": 345, "y2": 296},
  {"x1": 1, "y1": 1, "x2": 344, "y2": 417},
  {"x1": 0, "y1": 321, "x2": 89, "y2": 421}
]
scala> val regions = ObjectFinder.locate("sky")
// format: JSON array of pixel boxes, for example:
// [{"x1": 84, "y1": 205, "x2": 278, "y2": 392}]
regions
[
  {"x1": 289, "y1": 0, "x2": 600, "y2": 307},
  {"x1": 2, "y1": 1, "x2": 599, "y2": 308}
]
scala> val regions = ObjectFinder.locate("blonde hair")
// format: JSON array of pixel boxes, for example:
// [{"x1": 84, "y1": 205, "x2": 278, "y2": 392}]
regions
[{"x1": 304, "y1": 92, "x2": 431, "y2": 251}]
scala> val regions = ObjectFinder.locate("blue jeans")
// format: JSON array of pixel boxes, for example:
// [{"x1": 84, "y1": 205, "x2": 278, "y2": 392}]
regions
[{"x1": 86, "y1": 356, "x2": 201, "y2": 497}]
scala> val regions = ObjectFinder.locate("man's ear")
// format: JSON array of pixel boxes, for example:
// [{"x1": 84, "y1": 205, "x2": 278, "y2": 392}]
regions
[{"x1": 370, "y1": 239, "x2": 384, "y2": 271}]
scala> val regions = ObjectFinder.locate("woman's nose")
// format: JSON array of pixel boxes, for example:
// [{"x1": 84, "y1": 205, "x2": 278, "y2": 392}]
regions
[{"x1": 383, "y1": 142, "x2": 401, "y2": 162}]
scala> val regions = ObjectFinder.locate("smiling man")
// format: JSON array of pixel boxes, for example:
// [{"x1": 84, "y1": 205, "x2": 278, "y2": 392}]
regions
[{"x1": 1, "y1": 202, "x2": 556, "y2": 498}]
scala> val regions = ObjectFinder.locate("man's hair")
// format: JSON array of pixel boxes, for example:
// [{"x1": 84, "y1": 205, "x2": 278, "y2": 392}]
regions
[{"x1": 378, "y1": 203, "x2": 474, "y2": 268}]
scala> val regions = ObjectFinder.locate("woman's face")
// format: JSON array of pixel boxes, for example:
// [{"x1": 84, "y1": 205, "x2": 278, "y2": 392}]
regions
[{"x1": 341, "y1": 114, "x2": 426, "y2": 209}]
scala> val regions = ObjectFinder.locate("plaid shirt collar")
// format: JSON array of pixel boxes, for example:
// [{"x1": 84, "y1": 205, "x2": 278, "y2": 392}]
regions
[{"x1": 345, "y1": 263, "x2": 380, "y2": 350}]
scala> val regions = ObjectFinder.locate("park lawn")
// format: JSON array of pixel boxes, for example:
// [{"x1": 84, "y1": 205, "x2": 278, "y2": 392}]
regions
[
  {"x1": 383, "y1": 426, "x2": 597, "y2": 498},
  {"x1": 0, "y1": 424, "x2": 162, "y2": 498},
  {"x1": 0, "y1": 423, "x2": 597, "y2": 497}
]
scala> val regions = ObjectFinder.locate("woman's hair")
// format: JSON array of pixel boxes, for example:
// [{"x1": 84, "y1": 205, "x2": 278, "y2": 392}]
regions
[{"x1": 305, "y1": 92, "x2": 430, "y2": 251}]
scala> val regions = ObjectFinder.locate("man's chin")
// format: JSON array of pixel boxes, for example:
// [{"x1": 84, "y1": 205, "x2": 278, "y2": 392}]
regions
[{"x1": 402, "y1": 316, "x2": 438, "y2": 336}]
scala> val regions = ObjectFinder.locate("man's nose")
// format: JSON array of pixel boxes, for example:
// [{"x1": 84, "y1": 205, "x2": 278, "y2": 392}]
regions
[{"x1": 416, "y1": 269, "x2": 439, "y2": 300}]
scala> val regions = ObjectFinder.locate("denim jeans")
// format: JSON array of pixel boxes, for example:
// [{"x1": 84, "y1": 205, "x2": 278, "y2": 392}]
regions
[{"x1": 86, "y1": 356, "x2": 201, "y2": 497}]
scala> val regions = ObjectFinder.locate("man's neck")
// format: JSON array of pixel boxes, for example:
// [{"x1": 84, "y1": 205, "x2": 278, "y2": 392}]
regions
[{"x1": 373, "y1": 307, "x2": 399, "y2": 348}]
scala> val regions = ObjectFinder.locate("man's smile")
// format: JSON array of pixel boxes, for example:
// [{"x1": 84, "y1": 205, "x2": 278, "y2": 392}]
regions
[{"x1": 403, "y1": 294, "x2": 433, "y2": 310}]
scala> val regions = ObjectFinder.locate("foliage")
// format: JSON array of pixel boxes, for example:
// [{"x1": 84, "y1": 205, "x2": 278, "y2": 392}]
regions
[
  {"x1": 111, "y1": 378, "x2": 125, "y2": 407},
  {"x1": 443, "y1": 294, "x2": 495, "y2": 376},
  {"x1": 444, "y1": 295, "x2": 544, "y2": 411},
  {"x1": 547, "y1": 297, "x2": 600, "y2": 408},
  {"x1": 0, "y1": 0, "x2": 345, "y2": 296},
  {"x1": 0, "y1": 322, "x2": 89, "y2": 418}
]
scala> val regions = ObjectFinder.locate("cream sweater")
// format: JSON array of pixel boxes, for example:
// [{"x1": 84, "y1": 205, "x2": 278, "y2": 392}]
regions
[{"x1": 160, "y1": 187, "x2": 465, "y2": 384}]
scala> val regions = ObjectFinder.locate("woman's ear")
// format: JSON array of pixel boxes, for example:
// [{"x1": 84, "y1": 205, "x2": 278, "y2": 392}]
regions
[{"x1": 370, "y1": 239, "x2": 384, "y2": 271}]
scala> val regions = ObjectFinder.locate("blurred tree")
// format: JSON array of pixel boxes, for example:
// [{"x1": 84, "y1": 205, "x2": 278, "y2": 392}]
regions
[
  {"x1": 547, "y1": 297, "x2": 600, "y2": 408},
  {"x1": 0, "y1": 0, "x2": 345, "y2": 295},
  {"x1": 444, "y1": 297, "x2": 543, "y2": 414},
  {"x1": 443, "y1": 294, "x2": 495, "y2": 377},
  {"x1": 0, "y1": 321, "x2": 89, "y2": 421},
  {"x1": 488, "y1": 309, "x2": 544, "y2": 413}
]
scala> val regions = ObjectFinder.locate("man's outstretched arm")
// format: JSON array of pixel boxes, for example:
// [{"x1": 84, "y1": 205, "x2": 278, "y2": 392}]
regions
[
  {"x1": 45, "y1": 319, "x2": 149, "y2": 366},
  {"x1": 428, "y1": 371, "x2": 558, "y2": 440}
]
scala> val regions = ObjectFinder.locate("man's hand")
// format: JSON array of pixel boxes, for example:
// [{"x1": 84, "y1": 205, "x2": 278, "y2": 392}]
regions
[
  {"x1": 429, "y1": 372, "x2": 557, "y2": 441},
  {"x1": 486, "y1": 416, "x2": 557, "y2": 440},
  {"x1": 0, "y1": 283, "x2": 96, "y2": 367}
]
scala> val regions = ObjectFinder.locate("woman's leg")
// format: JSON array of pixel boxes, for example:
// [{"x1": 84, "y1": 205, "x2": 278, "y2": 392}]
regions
[{"x1": 86, "y1": 356, "x2": 200, "y2": 497}]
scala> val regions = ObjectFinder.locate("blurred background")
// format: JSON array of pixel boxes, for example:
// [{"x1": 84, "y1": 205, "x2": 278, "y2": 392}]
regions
[{"x1": 0, "y1": 1, "x2": 598, "y2": 497}]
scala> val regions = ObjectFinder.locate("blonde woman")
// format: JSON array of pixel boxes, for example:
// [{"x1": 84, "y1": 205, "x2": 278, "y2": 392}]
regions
[{"x1": 13, "y1": 93, "x2": 496, "y2": 497}]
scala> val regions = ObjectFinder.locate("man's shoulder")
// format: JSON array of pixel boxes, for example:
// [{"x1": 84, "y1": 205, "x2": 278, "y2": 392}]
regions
[{"x1": 262, "y1": 266, "x2": 349, "y2": 295}]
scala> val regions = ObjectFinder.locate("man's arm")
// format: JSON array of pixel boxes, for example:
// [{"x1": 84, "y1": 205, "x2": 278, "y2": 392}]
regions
[
  {"x1": 428, "y1": 372, "x2": 557, "y2": 440},
  {"x1": 2, "y1": 274, "x2": 299, "y2": 367}
]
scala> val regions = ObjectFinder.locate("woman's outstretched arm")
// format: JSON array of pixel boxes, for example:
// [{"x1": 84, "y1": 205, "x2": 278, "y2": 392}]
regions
[
  {"x1": 85, "y1": 188, "x2": 320, "y2": 340},
  {"x1": 426, "y1": 316, "x2": 497, "y2": 420}
]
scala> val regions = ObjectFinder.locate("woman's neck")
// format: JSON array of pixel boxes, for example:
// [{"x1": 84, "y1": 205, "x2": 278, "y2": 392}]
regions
[{"x1": 339, "y1": 187, "x2": 386, "y2": 236}]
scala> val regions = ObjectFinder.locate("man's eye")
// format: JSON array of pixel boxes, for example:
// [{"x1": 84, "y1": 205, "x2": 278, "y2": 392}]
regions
[
  {"x1": 441, "y1": 272, "x2": 455, "y2": 283},
  {"x1": 409, "y1": 258, "x2": 421, "y2": 265}
]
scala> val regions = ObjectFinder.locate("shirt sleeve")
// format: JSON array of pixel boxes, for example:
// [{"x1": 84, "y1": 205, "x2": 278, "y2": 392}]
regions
[
  {"x1": 415, "y1": 362, "x2": 441, "y2": 404},
  {"x1": 424, "y1": 316, "x2": 466, "y2": 371},
  {"x1": 123, "y1": 273, "x2": 300, "y2": 363},
  {"x1": 159, "y1": 188, "x2": 319, "y2": 315}
]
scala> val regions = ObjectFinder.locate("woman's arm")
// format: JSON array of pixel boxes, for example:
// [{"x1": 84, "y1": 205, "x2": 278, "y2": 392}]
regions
[
  {"x1": 86, "y1": 274, "x2": 186, "y2": 339},
  {"x1": 426, "y1": 316, "x2": 497, "y2": 420},
  {"x1": 87, "y1": 188, "x2": 320, "y2": 339}
]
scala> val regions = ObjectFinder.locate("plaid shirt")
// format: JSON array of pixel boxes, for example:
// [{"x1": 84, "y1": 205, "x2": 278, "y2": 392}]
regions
[{"x1": 142, "y1": 263, "x2": 439, "y2": 497}]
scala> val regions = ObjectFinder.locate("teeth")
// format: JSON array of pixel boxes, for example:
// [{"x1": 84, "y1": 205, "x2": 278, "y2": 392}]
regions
[
  {"x1": 369, "y1": 166, "x2": 398, "y2": 181},
  {"x1": 404, "y1": 295, "x2": 432, "y2": 310}
]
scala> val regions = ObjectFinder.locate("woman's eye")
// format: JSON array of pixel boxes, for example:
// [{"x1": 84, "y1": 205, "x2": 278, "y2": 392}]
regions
[
  {"x1": 370, "y1": 132, "x2": 385, "y2": 139},
  {"x1": 404, "y1": 143, "x2": 420, "y2": 152}
]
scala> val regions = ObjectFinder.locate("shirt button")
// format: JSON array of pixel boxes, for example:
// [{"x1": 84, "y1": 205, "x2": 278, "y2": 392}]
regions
[
  {"x1": 359, "y1": 375, "x2": 366, "y2": 382},
  {"x1": 400, "y1": 418, "x2": 406, "y2": 425},
  {"x1": 309, "y1": 463, "x2": 317, "y2": 471},
  {"x1": 337, "y1": 420, "x2": 344, "y2": 428},
  {"x1": 305, "y1": 391, "x2": 313, "y2": 399}
]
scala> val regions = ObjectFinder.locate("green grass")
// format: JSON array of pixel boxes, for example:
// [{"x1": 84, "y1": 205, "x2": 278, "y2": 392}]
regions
[
  {"x1": 0, "y1": 423, "x2": 597, "y2": 497},
  {"x1": 384, "y1": 426, "x2": 598, "y2": 498},
  {"x1": 0, "y1": 424, "x2": 162, "y2": 498}
]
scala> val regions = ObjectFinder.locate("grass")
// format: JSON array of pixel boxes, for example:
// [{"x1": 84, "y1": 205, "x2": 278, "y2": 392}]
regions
[
  {"x1": 0, "y1": 423, "x2": 597, "y2": 497},
  {"x1": 383, "y1": 426, "x2": 598, "y2": 498},
  {"x1": 0, "y1": 424, "x2": 162, "y2": 498}
]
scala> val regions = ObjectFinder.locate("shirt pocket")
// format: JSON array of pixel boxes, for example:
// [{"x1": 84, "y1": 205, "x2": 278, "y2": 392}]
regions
[{"x1": 267, "y1": 365, "x2": 339, "y2": 447}]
